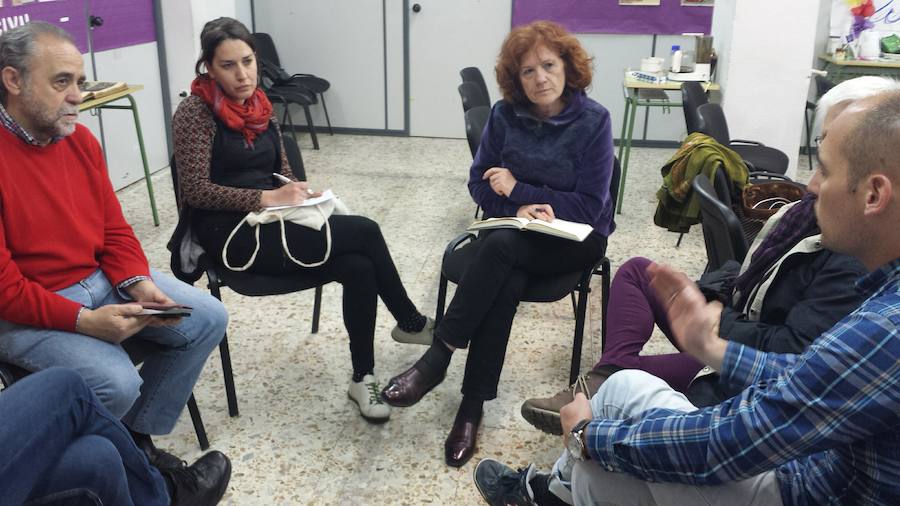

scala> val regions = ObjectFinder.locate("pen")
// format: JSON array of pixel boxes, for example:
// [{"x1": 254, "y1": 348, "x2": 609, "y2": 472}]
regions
[
  {"x1": 272, "y1": 173, "x2": 292, "y2": 184},
  {"x1": 273, "y1": 172, "x2": 316, "y2": 195}
]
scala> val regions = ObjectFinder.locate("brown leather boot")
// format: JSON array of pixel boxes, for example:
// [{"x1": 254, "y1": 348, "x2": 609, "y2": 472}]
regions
[{"x1": 519, "y1": 366, "x2": 619, "y2": 435}]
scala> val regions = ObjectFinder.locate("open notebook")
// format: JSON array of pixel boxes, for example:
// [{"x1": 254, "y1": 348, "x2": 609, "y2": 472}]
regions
[
  {"x1": 79, "y1": 81, "x2": 128, "y2": 101},
  {"x1": 467, "y1": 216, "x2": 593, "y2": 242}
]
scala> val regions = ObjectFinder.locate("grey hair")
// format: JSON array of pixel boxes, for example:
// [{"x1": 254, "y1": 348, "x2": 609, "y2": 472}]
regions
[
  {"x1": 0, "y1": 21, "x2": 74, "y2": 103},
  {"x1": 841, "y1": 89, "x2": 900, "y2": 187},
  {"x1": 814, "y1": 76, "x2": 900, "y2": 136}
]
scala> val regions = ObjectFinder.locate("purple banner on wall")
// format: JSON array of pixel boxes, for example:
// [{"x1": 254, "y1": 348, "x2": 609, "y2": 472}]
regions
[
  {"x1": 0, "y1": 0, "x2": 155, "y2": 54},
  {"x1": 512, "y1": 0, "x2": 713, "y2": 35}
]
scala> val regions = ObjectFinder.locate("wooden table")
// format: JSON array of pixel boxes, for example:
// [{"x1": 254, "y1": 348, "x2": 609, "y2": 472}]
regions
[
  {"x1": 818, "y1": 54, "x2": 900, "y2": 81},
  {"x1": 79, "y1": 85, "x2": 159, "y2": 226},
  {"x1": 616, "y1": 77, "x2": 720, "y2": 214}
]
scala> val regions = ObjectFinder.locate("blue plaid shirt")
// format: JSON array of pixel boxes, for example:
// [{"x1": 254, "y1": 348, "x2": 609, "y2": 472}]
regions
[{"x1": 585, "y1": 259, "x2": 900, "y2": 506}]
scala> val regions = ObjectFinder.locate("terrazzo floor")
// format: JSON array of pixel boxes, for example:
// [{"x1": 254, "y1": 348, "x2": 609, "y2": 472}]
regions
[{"x1": 119, "y1": 133, "x2": 814, "y2": 505}]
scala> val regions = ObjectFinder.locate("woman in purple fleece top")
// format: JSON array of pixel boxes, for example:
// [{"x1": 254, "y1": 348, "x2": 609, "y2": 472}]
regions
[{"x1": 382, "y1": 21, "x2": 615, "y2": 466}]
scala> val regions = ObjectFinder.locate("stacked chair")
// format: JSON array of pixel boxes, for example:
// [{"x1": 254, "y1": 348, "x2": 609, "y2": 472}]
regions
[{"x1": 252, "y1": 32, "x2": 332, "y2": 150}]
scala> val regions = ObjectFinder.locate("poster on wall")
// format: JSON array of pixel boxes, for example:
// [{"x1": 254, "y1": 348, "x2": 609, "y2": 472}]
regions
[
  {"x1": 513, "y1": 0, "x2": 713, "y2": 35},
  {"x1": 681, "y1": 0, "x2": 714, "y2": 6},
  {"x1": 619, "y1": 0, "x2": 661, "y2": 6},
  {"x1": 0, "y1": 0, "x2": 155, "y2": 53}
]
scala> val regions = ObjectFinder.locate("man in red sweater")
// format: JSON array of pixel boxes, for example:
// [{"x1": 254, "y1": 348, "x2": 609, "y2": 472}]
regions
[{"x1": 0, "y1": 22, "x2": 230, "y2": 503}]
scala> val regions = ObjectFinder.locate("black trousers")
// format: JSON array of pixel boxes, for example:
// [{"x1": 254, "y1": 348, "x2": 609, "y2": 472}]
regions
[
  {"x1": 195, "y1": 212, "x2": 419, "y2": 375},
  {"x1": 436, "y1": 229, "x2": 607, "y2": 401}
]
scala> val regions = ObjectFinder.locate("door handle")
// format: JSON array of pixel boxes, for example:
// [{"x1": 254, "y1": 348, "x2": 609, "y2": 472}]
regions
[{"x1": 412, "y1": 3, "x2": 421, "y2": 13}]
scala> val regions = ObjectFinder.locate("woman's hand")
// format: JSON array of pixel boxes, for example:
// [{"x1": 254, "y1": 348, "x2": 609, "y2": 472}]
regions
[
  {"x1": 260, "y1": 182, "x2": 322, "y2": 207},
  {"x1": 517, "y1": 204, "x2": 555, "y2": 221},
  {"x1": 483, "y1": 167, "x2": 517, "y2": 197}
]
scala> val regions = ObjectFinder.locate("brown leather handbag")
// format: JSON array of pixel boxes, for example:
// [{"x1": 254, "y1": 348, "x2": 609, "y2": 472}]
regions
[{"x1": 741, "y1": 181, "x2": 807, "y2": 220}]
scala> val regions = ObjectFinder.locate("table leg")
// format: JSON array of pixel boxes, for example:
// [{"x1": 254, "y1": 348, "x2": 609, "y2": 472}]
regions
[
  {"x1": 126, "y1": 95, "x2": 160, "y2": 227},
  {"x1": 616, "y1": 97, "x2": 639, "y2": 214},
  {"x1": 617, "y1": 96, "x2": 630, "y2": 162}
]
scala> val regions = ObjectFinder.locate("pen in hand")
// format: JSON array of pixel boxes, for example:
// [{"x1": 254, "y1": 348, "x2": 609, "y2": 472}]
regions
[{"x1": 272, "y1": 173, "x2": 315, "y2": 195}]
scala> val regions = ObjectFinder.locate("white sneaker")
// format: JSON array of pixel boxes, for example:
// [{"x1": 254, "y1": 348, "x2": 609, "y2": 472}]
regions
[
  {"x1": 348, "y1": 374, "x2": 391, "y2": 423},
  {"x1": 391, "y1": 317, "x2": 435, "y2": 345}
]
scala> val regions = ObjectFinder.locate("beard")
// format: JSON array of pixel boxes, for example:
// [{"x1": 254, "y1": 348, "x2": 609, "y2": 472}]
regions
[{"x1": 20, "y1": 86, "x2": 78, "y2": 140}]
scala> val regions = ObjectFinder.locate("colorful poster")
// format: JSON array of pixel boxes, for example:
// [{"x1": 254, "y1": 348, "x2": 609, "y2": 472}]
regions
[
  {"x1": 513, "y1": 0, "x2": 713, "y2": 35},
  {"x1": 0, "y1": 0, "x2": 155, "y2": 53}
]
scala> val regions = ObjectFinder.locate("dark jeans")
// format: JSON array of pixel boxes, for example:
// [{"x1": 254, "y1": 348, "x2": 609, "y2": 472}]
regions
[
  {"x1": 436, "y1": 229, "x2": 607, "y2": 400},
  {"x1": 196, "y1": 212, "x2": 419, "y2": 375},
  {"x1": 594, "y1": 257, "x2": 704, "y2": 392},
  {"x1": 0, "y1": 368, "x2": 169, "y2": 506}
]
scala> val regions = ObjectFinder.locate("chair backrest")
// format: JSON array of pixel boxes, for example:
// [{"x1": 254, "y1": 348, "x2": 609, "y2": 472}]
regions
[
  {"x1": 281, "y1": 133, "x2": 306, "y2": 181},
  {"x1": 814, "y1": 75, "x2": 836, "y2": 99},
  {"x1": 463, "y1": 106, "x2": 490, "y2": 158},
  {"x1": 712, "y1": 163, "x2": 733, "y2": 208},
  {"x1": 697, "y1": 102, "x2": 731, "y2": 145},
  {"x1": 681, "y1": 82, "x2": 709, "y2": 134},
  {"x1": 460, "y1": 67, "x2": 490, "y2": 104},
  {"x1": 458, "y1": 82, "x2": 490, "y2": 112},
  {"x1": 693, "y1": 173, "x2": 748, "y2": 272},
  {"x1": 251, "y1": 32, "x2": 281, "y2": 67}
]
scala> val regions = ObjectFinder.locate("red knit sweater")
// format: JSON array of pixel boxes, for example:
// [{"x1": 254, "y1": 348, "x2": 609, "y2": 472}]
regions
[{"x1": 0, "y1": 124, "x2": 149, "y2": 331}]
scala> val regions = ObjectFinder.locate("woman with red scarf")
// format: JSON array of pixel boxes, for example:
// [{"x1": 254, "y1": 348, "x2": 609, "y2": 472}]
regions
[{"x1": 171, "y1": 17, "x2": 432, "y2": 423}]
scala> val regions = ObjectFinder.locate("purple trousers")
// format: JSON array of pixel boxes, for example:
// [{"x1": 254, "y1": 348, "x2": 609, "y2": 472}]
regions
[{"x1": 594, "y1": 257, "x2": 704, "y2": 392}]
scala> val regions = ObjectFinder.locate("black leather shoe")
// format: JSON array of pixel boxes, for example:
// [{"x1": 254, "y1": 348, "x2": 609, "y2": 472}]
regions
[
  {"x1": 445, "y1": 407, "x2": 481, "y2": 467},
  {"x1": 162, "y1": 450, "x2": 232, "y2": 506},
  {"x1": 380, "y1": 365, "x2": 445, "y2": 407},
  {"x1": 136, "y1": 438, "x2": 186, "y2": 470}
]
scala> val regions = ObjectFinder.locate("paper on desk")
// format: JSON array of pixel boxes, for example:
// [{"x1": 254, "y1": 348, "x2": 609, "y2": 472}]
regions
[{"x1": 265, "y1": 189, "x2": 335, "y2": 211}]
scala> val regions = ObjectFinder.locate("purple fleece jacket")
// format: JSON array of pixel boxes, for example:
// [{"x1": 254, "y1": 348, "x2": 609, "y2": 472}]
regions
[{"x1": 468, "y1": 90, "x2": 616, "y2": 236}]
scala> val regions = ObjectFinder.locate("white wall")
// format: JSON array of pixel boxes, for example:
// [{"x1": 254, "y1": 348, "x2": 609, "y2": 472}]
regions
[{"x1": 712, "y1": 0, "x2": 822, "y2": 178}]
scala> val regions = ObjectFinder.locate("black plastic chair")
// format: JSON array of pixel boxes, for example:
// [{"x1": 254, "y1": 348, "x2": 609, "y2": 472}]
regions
[
  {"x1": 0, "y1": 346, "x2": 210, "y2": 450},
  {"x1": 463, "y1": 106, "x2": 490, "y2": 159},
  {"x1": 693, "y1": 173, "x2": 749, "y2": 272},
  {"x1": 435, "y1": 158, "x2": 621, "y2": 384},
  {"x1": 464, "y1": 106, "x2": 490, "y2": 218},
  {"x1": 458, "y1": 82, "x2": 490, "y2": 113},
  {"x1": 460, "y1": 67, "x2": 491, "y2": 105},
  {"x1": 697, "y1": 102, "x2": 789, "y2": 175},
  {"x1": 168, "y1": 134, "x2": 324, "y2": 418},
  {"x1": 681, "y1": 82, "x2": 709, "y2": 134},
  {"x1": 258, "y1": 58, "x2": 321, "y2": 150}
]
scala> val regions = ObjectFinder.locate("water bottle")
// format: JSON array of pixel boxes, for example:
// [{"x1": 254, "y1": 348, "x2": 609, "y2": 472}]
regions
[{"x1": 670, "y1": 45, "x2": 683, "y2": 73}]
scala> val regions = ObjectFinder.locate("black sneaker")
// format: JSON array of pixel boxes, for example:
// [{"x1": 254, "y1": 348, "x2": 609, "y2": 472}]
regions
[
  {"x1": 162, "y1": 450, "x2": 232, "y2": 506},
  {"x1": 473, "y1": 458, "x2": 537, "y2": 506}
]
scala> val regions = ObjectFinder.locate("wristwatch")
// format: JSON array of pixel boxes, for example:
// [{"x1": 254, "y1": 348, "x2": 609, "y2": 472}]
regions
[{"x1": 567, "y1": 419, "x2": 591, "y2": 461}]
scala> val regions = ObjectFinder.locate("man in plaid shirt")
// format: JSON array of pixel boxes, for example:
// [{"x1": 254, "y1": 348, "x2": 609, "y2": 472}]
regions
[{"x1": 475, "y1": 91, "x2": 900, "y2": 505}]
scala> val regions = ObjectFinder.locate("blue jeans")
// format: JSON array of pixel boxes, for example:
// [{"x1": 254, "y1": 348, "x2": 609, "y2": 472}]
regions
[
  {"x1": 0, "y1": 269, "x2": 227, "y2": 434},
  {"x1": 0, "y1": 368, "x2": 169, "y2": 505}
]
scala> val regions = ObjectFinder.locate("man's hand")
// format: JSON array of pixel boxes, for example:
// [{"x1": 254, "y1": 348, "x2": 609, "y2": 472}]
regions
[
  {"x1": 560, "y1": 392, "x2": 593, "y2": 447},
  {"x1": 516, "y1": 204, "x2": 555, "y2": 221},
  {"x1": 647, "y1": 263, "x2": 728, "y2": 370},
  {"x1": 123, "y1": 279, "x2": 181, "y2": 327},
  {"x1": 75, "y1": 304, "x2": 150, "y2": 343},
  {"x1": 483, "y1": 167, "x2": 517, "y2": 197}
]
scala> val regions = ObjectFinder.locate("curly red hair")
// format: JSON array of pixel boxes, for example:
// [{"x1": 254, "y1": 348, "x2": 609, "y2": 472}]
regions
[{"x1": 495, "y1": 21, "x2": 593, "y2": 106}]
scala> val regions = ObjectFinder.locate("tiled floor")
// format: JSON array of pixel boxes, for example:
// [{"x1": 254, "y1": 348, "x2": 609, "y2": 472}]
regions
[{"x1": 120, "y1": 133, "x2": 813, "y2": 505}]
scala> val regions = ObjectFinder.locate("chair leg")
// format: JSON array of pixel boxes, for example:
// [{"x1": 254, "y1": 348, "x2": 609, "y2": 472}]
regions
[
  {"x1": 805, "y1": 108, "x2": 813, "y2": 170},
  {"x1": 675, "y1": 232, "x2": 685, "y2": 248},
  {"x1": 435, "y1": 274, "x2": 448, "y2": 325},
  {"x1": 218, "y1": 335, "x2": 239, "y2": 418},
  {"x1": 320, "y1": 93, "x2": 333, "y2": 135},
  {"x1": 570, "y1": 292, "x2": 577, "y2": 317},
  {"x1": 601, "y1": 259, "x2": 610, "y2": 352},
  {"x1": 312, "y1": 285, "x2": 323, "y2": 334},
  {"x1": 187, "y1": 394, "x2": 210, "y2": 450},
  {"x1": 569, "y1": 287, "x2": 590, "y2": 385},
  {"x1": 302, "y1": 105, "x2": 319, "y2": 150}
]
